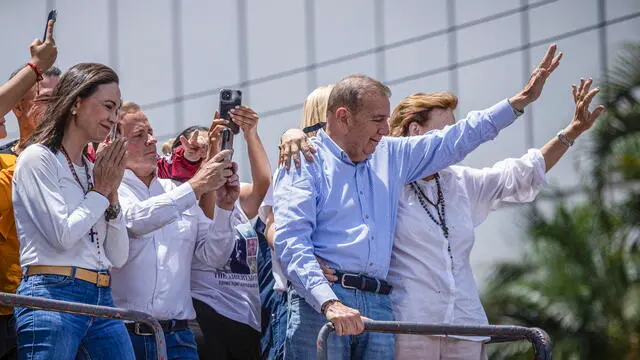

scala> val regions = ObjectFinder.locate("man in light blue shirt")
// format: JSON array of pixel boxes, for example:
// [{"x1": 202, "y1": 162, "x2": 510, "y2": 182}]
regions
[{"x1": 273, "y1": 45, "x2": 561, "y2": 360}]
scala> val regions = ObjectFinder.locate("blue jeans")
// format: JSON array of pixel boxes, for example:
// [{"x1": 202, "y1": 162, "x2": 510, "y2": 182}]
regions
[
  {"x1": 15, "y1": 273, "x2": 135, "y2": 360},
  {"x1": 256, "y1": 218, "x2": 287, "y2": 360},
  {"x1": 285, "y1": 284, "x2": 395, "y2": 360},
  {"x1": 128, "y1": 328, "x2": 198, "y2": 360}
]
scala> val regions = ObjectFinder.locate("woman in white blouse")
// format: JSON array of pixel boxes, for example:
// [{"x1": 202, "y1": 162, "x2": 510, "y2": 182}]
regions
[
  {"x1": 382, "y1": 79, "x2": 604, "y2": 360},
  {"x1": 12, "y1": 63, "x2": 133, "y2": 359}
]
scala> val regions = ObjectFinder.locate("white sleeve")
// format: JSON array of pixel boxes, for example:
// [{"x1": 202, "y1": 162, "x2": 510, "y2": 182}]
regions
[
  {"x1": 12, "y1": 145, "x2": 109, "y2": 251},
  {"x1": 258, "y1": 183, "x2": 274, "y2": 222},
  {"x1": 462, "y1": 149, "x2": 547, "y2": 226},
  {"x1": 192, "y1": 204, "x2": 240, "y2": 268},
  {"x1": 119, "y1": 182, "x2": 197, "y2": 237},
  {"x1": 103, "y1": 212, "x2": 130, "y2": 268}
]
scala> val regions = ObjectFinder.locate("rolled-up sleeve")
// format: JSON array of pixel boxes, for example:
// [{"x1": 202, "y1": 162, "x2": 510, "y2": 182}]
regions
[
  {"x1": 389, "y1": 99, "x2": 518, "y2": 183},
  {"x1": 273, "y1": 159, "x2": 337, "y2": 313},
  {"x1": 463, "y1": 149, "x2": 547, "y2": 225}
]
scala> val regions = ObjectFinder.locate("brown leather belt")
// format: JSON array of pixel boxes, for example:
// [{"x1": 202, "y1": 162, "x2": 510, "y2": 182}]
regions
[{"x1": 25, "y1": 266, "x2": 111, "y2": 287}]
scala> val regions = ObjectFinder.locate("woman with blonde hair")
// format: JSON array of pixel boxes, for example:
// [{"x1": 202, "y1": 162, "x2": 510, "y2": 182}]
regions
[{"x1": 298, "y1": 84, "x2": 334, "y2": 137}]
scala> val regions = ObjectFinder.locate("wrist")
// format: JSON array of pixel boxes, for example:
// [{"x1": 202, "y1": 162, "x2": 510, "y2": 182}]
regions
[
  {"x1": 243, "y1": 129, "x2": 259, "y2": 141},
  {"x1": 508, "y1": 93, "x2": 529, "y2": 113},
  {"x1": 90, "y1": 187, "x2": 108, "y2": 199},
  {"x1": 188, "y1": 180, "x2": 204, "y2": 199},
  {"x1": 563, "y1": 124, "x2": 582, "y2": 142},
  {"x1": 321, "y1": 299, "x2": 341, "y2": 315}
]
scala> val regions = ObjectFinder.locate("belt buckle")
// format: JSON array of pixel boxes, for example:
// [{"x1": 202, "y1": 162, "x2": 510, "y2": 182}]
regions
[
  {"x1": 96, "y1": 273, "x2": 110, "y2": 287},
  {"x1": 134, "y1": 322, "x2": 154, "y2": 336},
  {"x1": 340, "y1": 273, "x2": 360, "y2": 290}
]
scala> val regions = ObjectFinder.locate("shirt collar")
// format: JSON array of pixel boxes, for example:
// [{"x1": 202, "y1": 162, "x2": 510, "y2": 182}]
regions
[
  {"x1": 317, "y1": 129, "x2": 372, "y2": 165},
  {"x1": 123, "y1": 168, "x2": 159, "y2": 190}
]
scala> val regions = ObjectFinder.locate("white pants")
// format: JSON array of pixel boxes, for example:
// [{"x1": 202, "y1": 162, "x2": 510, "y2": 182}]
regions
[{"x1": 395, "y1": 335, "x2": 487, "y2": 360}]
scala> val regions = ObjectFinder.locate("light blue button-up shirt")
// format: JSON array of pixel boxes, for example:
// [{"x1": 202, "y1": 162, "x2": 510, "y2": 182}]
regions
[{"x1": 273, "y1": 99, "x2": 518, "y2": 312}]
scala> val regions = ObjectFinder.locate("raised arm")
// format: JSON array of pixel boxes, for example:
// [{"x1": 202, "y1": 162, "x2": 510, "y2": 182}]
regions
[
  {"x1": 540, "y1": 78, "x2": 605, "y2": 171},
  {"x1": 0, "y1": 20, "x2": 57, "y2": 117},
  {"x1": 231, "y1": 106, "x2": 271, "y2": 219},
  {"x1": 394, "y1": 44, "x2": 563, "y2": 182}
]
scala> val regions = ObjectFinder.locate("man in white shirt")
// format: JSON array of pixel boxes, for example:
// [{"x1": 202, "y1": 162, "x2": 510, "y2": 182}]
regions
[{"x1": 110, "y1": 107, "x2": 242, "y2": 360}]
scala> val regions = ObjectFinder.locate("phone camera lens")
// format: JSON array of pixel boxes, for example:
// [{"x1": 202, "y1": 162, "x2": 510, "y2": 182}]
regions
[{"x1": 222, "y1": 91, "x2": 231, "y2": 100}]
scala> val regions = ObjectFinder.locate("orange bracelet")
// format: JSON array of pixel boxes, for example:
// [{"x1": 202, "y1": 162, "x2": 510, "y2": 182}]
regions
[{"x1": 26, "y1": 62, "x2": 43, "y2": 81}]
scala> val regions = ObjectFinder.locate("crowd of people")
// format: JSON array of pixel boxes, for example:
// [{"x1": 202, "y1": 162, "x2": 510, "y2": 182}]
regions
[{"x1": 0, "y1": 20, "x2": 605, "y2": 360}]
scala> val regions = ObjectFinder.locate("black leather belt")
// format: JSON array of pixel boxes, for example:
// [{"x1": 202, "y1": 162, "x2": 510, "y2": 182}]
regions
[
  {"x1": 126, "y1": 319, "x2": 189, "y2": 336},
  {"x1": 335, "y1": 271, "x2": 392, "y2": 295}
]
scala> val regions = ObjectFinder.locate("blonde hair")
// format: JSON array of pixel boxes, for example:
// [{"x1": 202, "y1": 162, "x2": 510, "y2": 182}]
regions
[
  {"x1": 120, "y1": 101, "x2": 141, "y2": 117},
  {"x1": 161, "y1": 137, "x2": 175, "y2": 155},
  {"x1": 299, "y1": 84, "x2": 334, "y2": 136},
  {"x1": 389, "y1": 92, "x2": 458, "y2": 137}
]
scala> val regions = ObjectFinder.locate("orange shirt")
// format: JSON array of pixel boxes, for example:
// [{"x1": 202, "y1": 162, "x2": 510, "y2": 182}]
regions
[{"x1": 0, "y1": 153, "x2": 20, "y2": 315}]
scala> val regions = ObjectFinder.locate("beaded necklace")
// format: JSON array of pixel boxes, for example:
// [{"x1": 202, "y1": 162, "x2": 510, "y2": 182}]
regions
[
  {"x1": 60, "y1": 146, "x2": 102, "y2": 263},
  {"x1": 409, "y1": 173, "x2": 454, "y2": 272}
]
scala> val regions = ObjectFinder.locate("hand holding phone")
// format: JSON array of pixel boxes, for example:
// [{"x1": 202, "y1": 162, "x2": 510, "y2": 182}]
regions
[
  {"x1": 220, "y1": 128, "x2": 234, "y2": 160},
  {"x1": 108, "y1": 123, "x2": 119, "y2": 143},
  {"x1": 219, "y1": 89, "x2": 242, "y2": 135}
]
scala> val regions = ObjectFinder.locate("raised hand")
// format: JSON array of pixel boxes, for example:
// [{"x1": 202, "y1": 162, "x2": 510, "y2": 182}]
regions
[
  {"x1": 30, "y1": 20, "x2": 57, "y2": 72},
  {"x1": 180, "y1": 129, "x2": 208, "y2": 162},
  {"x1": 278, "y1": 128, "x2": 316, "y2": 170},
  {"x1": 509, "y1": 44, "x2": 563, "y2": 111},
  {"x1": 215, "y1": 163, "x2": 240, "y2": 210},
  {"x1": 229, "y1": 106, "x2": 260, "y2": 136},
  {"x1": 93, "y1": 137, "x2": 128, "y2": 202},
  {"x1": 188, "y1": 149, "x2": 234, "y2": 198},
  {"x1": 567, "y1": 78, "x2": 606, "y2": 139},
  {"x1": 205, "y1": 112, "x2": 228, "y2": 161}
]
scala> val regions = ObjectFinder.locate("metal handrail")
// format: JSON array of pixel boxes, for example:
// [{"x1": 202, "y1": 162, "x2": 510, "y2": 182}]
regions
[
  {"x1": 0, "y1": 292, "x2": 167, "y2": 360},
  {"x1": 316, "y1": 320, "x2": 552, "y2": 360}
]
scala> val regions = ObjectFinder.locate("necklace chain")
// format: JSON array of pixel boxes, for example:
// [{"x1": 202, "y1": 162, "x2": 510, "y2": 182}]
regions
[
  {"x1": 60, "y1": 146, "x2": 103, "y2": 267},
  {"x1": 410, "y1": 174, "x2": 454, "y2": 272}
]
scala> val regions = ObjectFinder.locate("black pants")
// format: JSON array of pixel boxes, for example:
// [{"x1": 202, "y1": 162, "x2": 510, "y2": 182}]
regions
[
  {"x1": 0, "y1": 314, "x2": 17, "y2": 360},
  {"x1": 192, "y1": 298, "x2": 260, "y2": 360}
]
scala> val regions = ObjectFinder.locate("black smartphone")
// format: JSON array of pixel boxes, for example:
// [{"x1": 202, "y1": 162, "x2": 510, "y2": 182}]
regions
[
  {"x1": 219, "y1": 89, "x2": 242, "y2": 135},
  {"x1": 220, "y1": 128, "x2": 234, "y2": 160},
  {"x1": 43, "y1": 10, "x2": 57, "y2": 42}
]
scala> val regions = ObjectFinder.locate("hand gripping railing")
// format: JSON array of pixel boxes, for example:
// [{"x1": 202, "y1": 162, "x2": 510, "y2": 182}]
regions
[
  {"x1": 0, "y1": 292, "x2": 167, "y2": 360},
  {"x1": 317, "y1": 320, "x2": 552, "y2": 360}
]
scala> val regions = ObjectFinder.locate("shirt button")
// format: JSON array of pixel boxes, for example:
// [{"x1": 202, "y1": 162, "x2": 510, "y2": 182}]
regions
[
  {"x1": 369, "y1": 262, "x2": 374, "y2": 266},
  {"x1": 359, "y1": 191, "x2": 363, "y2": 195},
  {"x1": 364, "y1": 215, "x2": 369, "y2": 219}
]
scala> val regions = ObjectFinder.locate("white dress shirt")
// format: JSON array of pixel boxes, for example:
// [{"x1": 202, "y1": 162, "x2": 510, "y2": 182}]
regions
[
  {"x1": 387, "y1": 149, "x2": 546, "y2": 357},
  {"x1": 13, "y1": 144, "x2": 128, "y2": 270},
  {"x1": 111, "y1": 169, "x2": 237, "y2": 320}
]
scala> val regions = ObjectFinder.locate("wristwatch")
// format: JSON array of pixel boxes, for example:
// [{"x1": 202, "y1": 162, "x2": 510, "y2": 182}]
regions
[
  {"x1": 557, "y1": 130, "x2": 574, "y2": 147},
  {"x1": 105, "y1": 203, "x2": 121, "y2": 221}
]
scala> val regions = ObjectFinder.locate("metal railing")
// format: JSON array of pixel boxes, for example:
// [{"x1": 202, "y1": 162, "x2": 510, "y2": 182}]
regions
[
  {"x1": 316, "y1": 320, "x2": 552, "y2": 360},
  {"x1": 0, "y1": 292, "x2": 167, "y2": 360}
]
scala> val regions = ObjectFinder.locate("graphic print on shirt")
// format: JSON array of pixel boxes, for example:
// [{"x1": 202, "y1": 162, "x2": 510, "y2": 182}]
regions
[{"x1": 216, "y1": 222, "x2": 258, "y2": 285}]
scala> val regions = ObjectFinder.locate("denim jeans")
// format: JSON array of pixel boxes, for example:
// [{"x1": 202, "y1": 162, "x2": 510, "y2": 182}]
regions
[
  {"x1": 256, "y1": 218, "x2": 286, "y2": 360},
  {"x1": 285, "y1": 284, "x2": 395, "y2": 360},
  {"x1": 15, "y1": 273, "x2": 135, "y2": 360},
  {"x1": 128, "y1": 328, "x2": 198, "y2": 360}
]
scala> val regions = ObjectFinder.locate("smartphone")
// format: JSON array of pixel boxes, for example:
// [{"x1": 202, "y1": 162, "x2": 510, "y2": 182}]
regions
[
  {"x1": 220, "y1": 128, "x2": 234, "y2": 160},
  {"x1": 43, "y1": 10, "x2": 57, "y2": 42},
  {"x1": 108, "y1": 123, "x2": 119, "y2": 142},
  {"x1": 218, "y1": 89, "x2": 242, "y2": 135}
]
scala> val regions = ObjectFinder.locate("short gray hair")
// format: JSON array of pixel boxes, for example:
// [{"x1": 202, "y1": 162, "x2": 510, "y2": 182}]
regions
[{"x1": 327, "y1": 74, "x2": 391, "y2": 114}]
